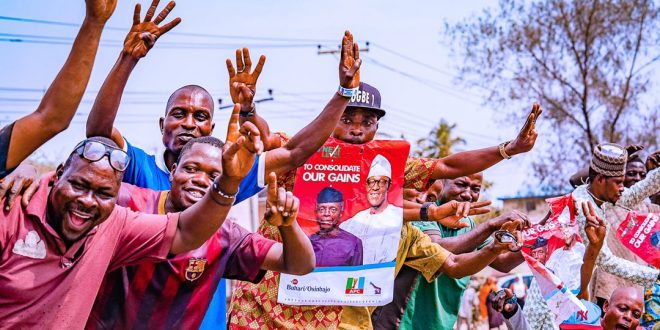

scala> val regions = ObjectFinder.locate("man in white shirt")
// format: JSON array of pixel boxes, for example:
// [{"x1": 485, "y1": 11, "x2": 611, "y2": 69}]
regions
[{"x1": 340, "y1": 154, "x2": 403, "y2": 264}]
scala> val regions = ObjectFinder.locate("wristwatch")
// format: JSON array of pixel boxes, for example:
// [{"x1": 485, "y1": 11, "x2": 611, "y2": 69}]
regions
[
  {"x1": 420, "y1": 202, "x2": 433, "y2": 221},
  {"x1": 239, "y1": 103, "x2": 256, "y2": 118}
]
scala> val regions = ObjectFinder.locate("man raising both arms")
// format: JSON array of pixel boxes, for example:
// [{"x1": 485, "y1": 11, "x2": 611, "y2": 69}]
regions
[{"x1": 0, "y1": 110, "x2": 261, "y2": 328}]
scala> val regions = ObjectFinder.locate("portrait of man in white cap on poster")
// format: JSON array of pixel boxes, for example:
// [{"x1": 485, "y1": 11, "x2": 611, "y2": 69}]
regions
[{"x1": 340, "y1": 154, "x2": 403, "y2": 264}]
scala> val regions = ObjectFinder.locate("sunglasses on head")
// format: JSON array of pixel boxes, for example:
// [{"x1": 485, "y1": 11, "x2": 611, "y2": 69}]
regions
[{"x1": 72, "y1": 140, "x2": 131, "y2": 172}]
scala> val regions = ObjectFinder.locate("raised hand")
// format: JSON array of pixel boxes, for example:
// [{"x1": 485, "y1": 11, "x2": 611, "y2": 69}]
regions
[
  {"x1": 85, "y1": 0, "x2": 118, "y2": 23},
  {"x1": 647, "y1": 150, "x2": 660, "y2": 172},
  {"x1": 505, "y1": 103, "x2": 542, "y2": 155},
  {"x1": 264, "y1": 172, "x2": 299, "y2": 227},
  {"x1": 221, "y1": 105, "x2": 263, "y2": 179},
  {"x1": 429, "y1": 200, "x2": 492, "y2": 228},
  {"x1": 625, "y1": 144, "x2": 644, "y2": 156},
  {"x1": 122, "y1": 0, "x2": 181, "y2": 59},
  {"x1": 339, "y1": 30, "x2": 362, "y2": 88},
  {"x1": 224, "y1": 102, "x2": 241, "y2": 144},
  {"x1": 0, "y1": 162, "x2": 40, "y2": 210},
  {"x1": 582, "y1": 201, "x2": 606, "y2": 248},
  {"x1": 227, "y1": 48, "x2": 266, "y2": 107}
]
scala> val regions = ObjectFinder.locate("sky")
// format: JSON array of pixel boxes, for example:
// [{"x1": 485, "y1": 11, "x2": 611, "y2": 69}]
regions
[{"x1": 0, "y1": 0, "x2": 542, "y2": 202}]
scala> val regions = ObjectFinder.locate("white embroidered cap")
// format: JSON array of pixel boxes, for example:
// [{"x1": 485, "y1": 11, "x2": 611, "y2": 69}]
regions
[{"x1": 367, "y1": 154, "x2": 391, "y2": 179}]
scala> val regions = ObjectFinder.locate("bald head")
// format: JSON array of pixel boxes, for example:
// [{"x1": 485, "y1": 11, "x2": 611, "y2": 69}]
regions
[
  {"x1": 602, "y1": 287, "x2": 643, "y2": 330},
  {"x1": 165, "y1": 85, "x2": 214, "y2": 116},
  {"x1": 160, "y1": 85, "x2": 216, "y2": 154},
  {"x1": 439, "y1": 172, "x2": 484, "y2": 204}
]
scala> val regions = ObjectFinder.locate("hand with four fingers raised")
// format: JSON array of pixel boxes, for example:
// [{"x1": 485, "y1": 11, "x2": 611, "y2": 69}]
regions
[{"x1": 122, "y1": 0, "x2": 181, "y2": 59}]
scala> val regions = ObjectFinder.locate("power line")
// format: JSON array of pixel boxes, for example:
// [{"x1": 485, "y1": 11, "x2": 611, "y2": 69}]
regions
[
  {"x1": 362, "y1": 56, "x2": 481, "y2": 106},
  {"x1": 370, "y1": 43, "x2": 458, "y2": 78},
  {"x1": 0, "y1": 35, "x2": 326, "y2": 50},
  {"x1": 0, "y1": 16, "x2": 339, "y2": 43}
]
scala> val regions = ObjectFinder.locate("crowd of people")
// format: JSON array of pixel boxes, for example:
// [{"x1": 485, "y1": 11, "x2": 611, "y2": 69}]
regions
[{"x1": 1, "y1": 1, "x2": 659, "y2": 329}]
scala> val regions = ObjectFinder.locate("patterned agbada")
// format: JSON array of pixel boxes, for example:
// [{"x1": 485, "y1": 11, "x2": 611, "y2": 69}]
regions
[
  {"x1": 524, "y1": 168, "x2": 660, "y2": 330},
  {"x1": 228, "y1": 151, "x2": 441, "y2": 329},
  {"x1": 88, "y1": 183, "x2": 275, "y2": 330},
  {"x1": 591, "y1": 201, "x2": 660, "y2": 300}
]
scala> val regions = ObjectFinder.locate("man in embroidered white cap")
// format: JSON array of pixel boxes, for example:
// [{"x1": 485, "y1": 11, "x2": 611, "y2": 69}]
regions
[
  {"x1": 524, "y1": 142, "x2": 660, "y2": 329},
  {"x1": 340, "y1": 154, "x2": 404, "y2": 264}
]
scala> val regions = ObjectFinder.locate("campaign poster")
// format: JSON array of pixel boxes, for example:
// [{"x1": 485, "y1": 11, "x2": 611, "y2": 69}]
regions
[
  {"x1": 521, "y1": 194, "x2": 586, "y2": 324},
  {"x1": 617, "y1": 212, "x2": 660, "y2": 267},
  {"x1": 278, "y1": 138, "x2": 410, "y2": 306}
]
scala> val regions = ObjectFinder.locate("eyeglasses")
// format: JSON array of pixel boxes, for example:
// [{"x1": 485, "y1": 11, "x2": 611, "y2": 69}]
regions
[
  {"x1": 72, "y1": 140, "x2": 131, "y2": 172},
  {"x1": 366, "y1": 177, "x2": 391, "y2": 189}
]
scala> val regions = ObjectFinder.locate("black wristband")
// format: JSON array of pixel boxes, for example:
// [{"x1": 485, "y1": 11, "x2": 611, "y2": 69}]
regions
[
  {"x1": 239, "y1": 103, "x2": 256, "y2": 118},
  {"x1": 420, "y1": 202, "x2": 433, "y2": 221}
]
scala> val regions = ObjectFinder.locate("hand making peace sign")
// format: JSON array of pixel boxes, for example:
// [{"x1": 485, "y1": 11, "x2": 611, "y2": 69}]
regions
[{"x1": 583, "y1": 201, "x2": 606, "y2": 248}]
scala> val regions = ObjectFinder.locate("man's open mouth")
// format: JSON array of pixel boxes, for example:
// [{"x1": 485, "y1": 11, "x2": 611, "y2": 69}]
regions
[{"x1": 68, "y1": 209, "x2": 94, "y2": 229}]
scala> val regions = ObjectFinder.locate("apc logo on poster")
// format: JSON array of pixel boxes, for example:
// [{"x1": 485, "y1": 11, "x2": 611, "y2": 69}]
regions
[
  {"x1": 345, "y1": 277, "x2": 365, "y2": 294},
  {"x1": 321, "y1": 145, "x2": 341, "y2": 158}
]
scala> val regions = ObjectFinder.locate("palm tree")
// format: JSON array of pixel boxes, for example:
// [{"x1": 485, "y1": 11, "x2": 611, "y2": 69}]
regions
[{"x1": 414, "y1": 120, "x2": 465, "y2": 158}]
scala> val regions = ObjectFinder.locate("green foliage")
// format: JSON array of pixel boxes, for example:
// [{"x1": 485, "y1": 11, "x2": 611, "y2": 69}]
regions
[{"x1": 414, "y1": 120, "x2": 466, "y2": 159}]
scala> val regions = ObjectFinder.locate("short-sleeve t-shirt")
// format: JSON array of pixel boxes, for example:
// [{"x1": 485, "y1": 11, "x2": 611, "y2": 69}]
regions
[
  {"x1": 399, "y1": 217, "x2": 492, "y2": 330},
  {"x1": 228, "y1": 154, "x2": 446, "y2": 329},
  {"x1": 88, "y1": 183, "x2": 276, "y2": 330},
  {"x1": 0, "y1": 173, "x2": 177, "y2": 329},
  {"x1": 121, "y1": 139, "x2": 266, "y2": 329},
  {"x1": 0, "y1": 122, "x2": 15, "y2": 179},
  {"x1": 122, "y1": 139, "x2": 264, "y2": 204}
]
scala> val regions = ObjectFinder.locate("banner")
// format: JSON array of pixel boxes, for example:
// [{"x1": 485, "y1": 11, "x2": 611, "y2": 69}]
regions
[
  {"x1": 278, "y1": 138, "x2": 410, "y2": 306},
  {"x1": 617, "y1": 212, "x2": 660, "y2": 267},
  {"x1": 521, "y1": 194, "x2": 586, "y2": 324}
]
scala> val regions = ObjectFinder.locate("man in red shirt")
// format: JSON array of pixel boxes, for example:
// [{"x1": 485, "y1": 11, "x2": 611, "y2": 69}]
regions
[
  {"x1": 88, "y1": 135, "x2": 315, "y2": 329},
  {"x1": 0, "y1": 117, "x2": 261, "y2": 328}
]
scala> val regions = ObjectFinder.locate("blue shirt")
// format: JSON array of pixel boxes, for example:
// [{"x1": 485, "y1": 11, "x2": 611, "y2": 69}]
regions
[
  {"x1": 122, "y1": 139, "x2": 266, "y2": 329},
  {"x1": 560, "y1": 300, "x2": 602, "y2": 329}
]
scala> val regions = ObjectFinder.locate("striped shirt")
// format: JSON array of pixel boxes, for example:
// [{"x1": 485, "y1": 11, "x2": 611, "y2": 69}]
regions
[{"x1": 87, "y1": 183, "x2": 276, "y2": 329}]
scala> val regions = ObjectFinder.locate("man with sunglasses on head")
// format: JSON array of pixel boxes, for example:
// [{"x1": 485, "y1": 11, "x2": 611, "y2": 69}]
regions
[
  {"x1": 87, "y1": 134, "x2": 314, "y2": 329},
  {"x1": 85, "y1": 4, "x2": 362, "y2": 327},
  {"x1": 0, "y1": 116, "x2": 260, "y2": 328}
]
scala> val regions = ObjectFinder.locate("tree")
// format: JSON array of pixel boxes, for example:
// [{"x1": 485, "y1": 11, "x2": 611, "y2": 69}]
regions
[
  {"x1": 414, "y1": 120, "x2": 466, "y2": 159},
  {"x1": 414, "y1": 120, "x2": 495, "y2": 193},
  {"x1": 446, "y1": 0, "x2": 660, "y2": 191}
]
